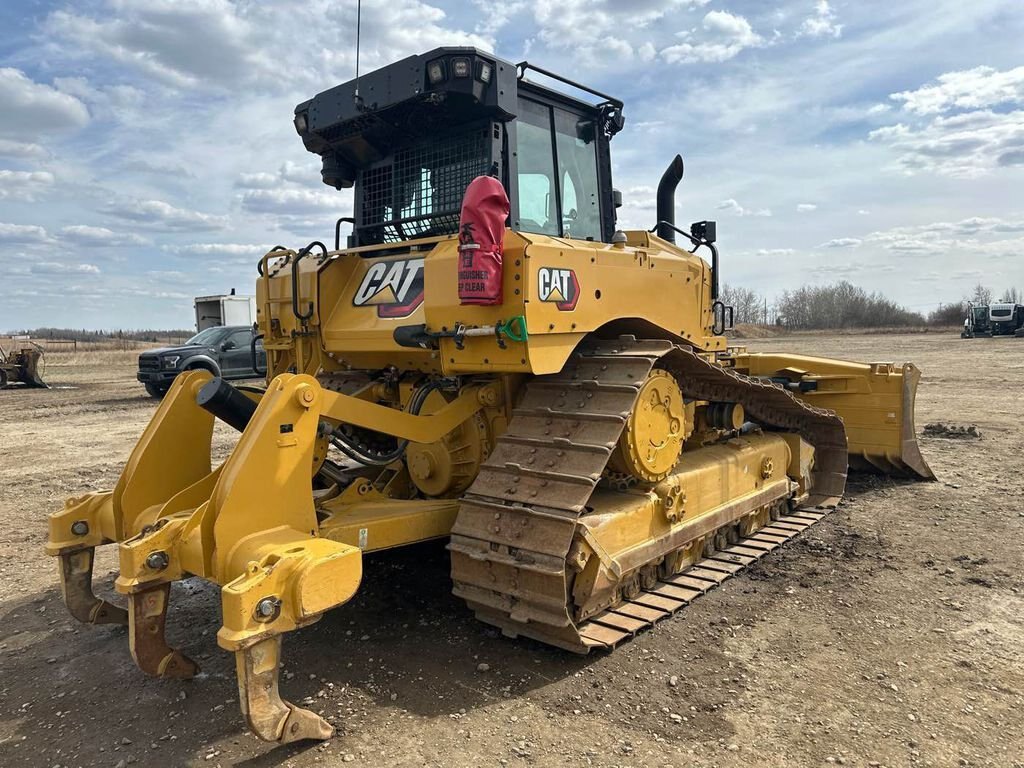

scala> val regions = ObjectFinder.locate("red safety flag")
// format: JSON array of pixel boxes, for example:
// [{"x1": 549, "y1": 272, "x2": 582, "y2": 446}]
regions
[{"x1": 457, "y1": 175, "x2": 509, "y2": 305}]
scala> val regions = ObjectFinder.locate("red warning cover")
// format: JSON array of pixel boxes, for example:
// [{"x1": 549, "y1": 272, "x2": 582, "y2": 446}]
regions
[{"x1": 457, "y1": 175, "x2": 509, "y2": 305}]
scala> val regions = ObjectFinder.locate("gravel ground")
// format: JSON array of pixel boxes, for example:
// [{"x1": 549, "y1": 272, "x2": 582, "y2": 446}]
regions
[{"x1": 0, "y1": 332, "x2": 1021, "y2": 768}]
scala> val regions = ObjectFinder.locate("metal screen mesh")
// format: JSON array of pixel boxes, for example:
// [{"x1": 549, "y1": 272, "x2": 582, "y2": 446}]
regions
[{"x1": 358, "y1": 124, "x2": 491, "y2": 244}]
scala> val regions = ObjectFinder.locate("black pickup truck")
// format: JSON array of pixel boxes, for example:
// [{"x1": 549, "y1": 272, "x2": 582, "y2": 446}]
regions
[{"x1": 137, "y1": 325, "x2": 265, "y2": 398}]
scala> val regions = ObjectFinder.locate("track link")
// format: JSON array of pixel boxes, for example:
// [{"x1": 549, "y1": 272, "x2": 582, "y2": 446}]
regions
[
  {"x1": 575, "y1": 508, "x2": 827, "y2": 648},
  {"x1": 449, "y1": 336, "x2": 848, "y2": 653}
]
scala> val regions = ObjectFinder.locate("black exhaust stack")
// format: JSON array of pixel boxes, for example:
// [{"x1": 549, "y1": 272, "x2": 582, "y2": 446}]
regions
[{"x1": 656, "y1": 155, "x2": 685, "y2": 243}]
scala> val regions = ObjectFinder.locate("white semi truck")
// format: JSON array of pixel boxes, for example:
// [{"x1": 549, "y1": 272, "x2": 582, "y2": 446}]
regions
[{"x1": 194, "y1": 291, "x2": 257, "y2": 331}]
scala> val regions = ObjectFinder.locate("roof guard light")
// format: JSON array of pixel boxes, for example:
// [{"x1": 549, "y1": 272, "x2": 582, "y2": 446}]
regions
[
  {"x1": 476, "y1": 59, "x2": 493, "y2": 84},
  {"x1": 427, "y1": 59, "x2": 447, "y2": 85}
]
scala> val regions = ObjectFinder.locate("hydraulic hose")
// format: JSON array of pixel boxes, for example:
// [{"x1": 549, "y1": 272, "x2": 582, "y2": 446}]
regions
[{"x1": 329, "y1": 379, "x2": 443, "y2": 466}]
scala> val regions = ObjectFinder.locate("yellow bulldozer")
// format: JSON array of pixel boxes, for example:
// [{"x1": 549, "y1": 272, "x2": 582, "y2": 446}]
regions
[
  {"x1": 46, "y1": 48, "x2": 934, "y2": 744},
  {"x1": 0, "y1": 340, "x2": 48, "y2": 388}
]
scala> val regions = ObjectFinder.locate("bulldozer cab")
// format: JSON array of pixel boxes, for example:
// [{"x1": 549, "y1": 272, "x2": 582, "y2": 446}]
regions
[{"x1": 294, "y1": 48, "x2": 624, "y2": 247}]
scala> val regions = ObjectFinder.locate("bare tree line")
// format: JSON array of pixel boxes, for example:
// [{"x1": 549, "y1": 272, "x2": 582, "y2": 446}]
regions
[
  {"x1": 12, "y1": 282, "x2": 1022, "y2": 338},
  {"x1": 967, "y1": 283, "x2": 1021, "y2": 305},
  {"x1": 722, "y1": 280, "x2": 1023, "y2": 330},
  {"x1": 9, "y1": 327, "x2": 193, "y2": 343}
]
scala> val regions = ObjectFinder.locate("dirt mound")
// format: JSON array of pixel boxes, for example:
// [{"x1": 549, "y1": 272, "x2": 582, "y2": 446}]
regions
[
  {"x1": 923, "y1": 422, "x2": 982, "y2": 439},
  {"x1": 728, "y1": 323, "x2": 785, "y2": 339}
]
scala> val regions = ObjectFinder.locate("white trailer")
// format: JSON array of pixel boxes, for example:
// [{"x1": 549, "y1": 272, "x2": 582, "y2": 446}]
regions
[{"x1": 194, "y1": 292, "x2": 257, "y2": 331}]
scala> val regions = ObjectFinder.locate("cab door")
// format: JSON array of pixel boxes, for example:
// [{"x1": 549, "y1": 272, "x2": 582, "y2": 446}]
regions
[{"x1": 219, "y1": 328, "x2": 254, "y2": 378}]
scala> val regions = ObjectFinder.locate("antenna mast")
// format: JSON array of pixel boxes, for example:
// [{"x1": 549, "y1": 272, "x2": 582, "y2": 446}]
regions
[{"x1": 353, "y1": 0, "x2": 364, "y2": 110}]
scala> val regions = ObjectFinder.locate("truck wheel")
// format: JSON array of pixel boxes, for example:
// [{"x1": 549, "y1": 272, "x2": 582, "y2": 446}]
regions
[
  {"x1": 144, "y1": 382, "x2": 167, "y2": 399},
  {"x1": 0, "y1": 369, "x2": 8, "y2": 388}
]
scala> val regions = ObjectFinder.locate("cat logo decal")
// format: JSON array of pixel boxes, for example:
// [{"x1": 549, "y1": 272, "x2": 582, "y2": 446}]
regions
[
  {"x1": 352, "y1": 258, "x2": 425, "y2": 318},
  {"x1": 537, "y1": 267, "x2": 580, "y2": 311}
]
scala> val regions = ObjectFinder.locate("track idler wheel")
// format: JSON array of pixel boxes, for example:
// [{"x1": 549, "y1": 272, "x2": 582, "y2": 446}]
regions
[
  {"x1": 236, "y1": 636, "x2": 334, "y2": 743},
  {"x1": 608, "y1": 369, "x2": 689, "y2": 483}
]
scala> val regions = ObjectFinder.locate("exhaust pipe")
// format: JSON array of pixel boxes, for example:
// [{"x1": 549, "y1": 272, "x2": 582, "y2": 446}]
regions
[{"x1": 656, "y1": 155, "x2": 685, "y2": 243}]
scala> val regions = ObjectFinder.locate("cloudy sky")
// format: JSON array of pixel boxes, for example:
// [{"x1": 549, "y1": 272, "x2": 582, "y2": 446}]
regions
[{"x1": 1, "y1": 0, "x2": 1022, "y2": 330}]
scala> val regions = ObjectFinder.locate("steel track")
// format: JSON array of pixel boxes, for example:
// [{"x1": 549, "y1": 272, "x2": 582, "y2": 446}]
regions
[{"x1": 449, "y1": 336, "x2": 848, "y2": 652}]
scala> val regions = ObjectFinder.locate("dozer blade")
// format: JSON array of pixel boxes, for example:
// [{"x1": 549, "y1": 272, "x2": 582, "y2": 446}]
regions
[
  {"x1": 728, "y1": 352, "x2": 935, "y2": 480},
  {"x1": 20, "y1": 347, "x2": 49, "y2": 388},
  {"x1": 23, "y1": 354, "x2": 48, "y2": 391}
]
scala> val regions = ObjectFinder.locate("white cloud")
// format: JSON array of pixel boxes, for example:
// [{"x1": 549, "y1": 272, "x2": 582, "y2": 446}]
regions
[
  {"x1": 237, "y1": 161, "x2": 320, "y2": 189},
  {"x1": 53, "y1": 76, "x2": 144, "y2": 119},
  {"x1": 807, "y1": 263, "x2": 865, "y2": 277},
  {"x1": 0, "y1": 170, "x2": 55, "y2": 201},
  {"x1": 166, "y1": 243, "x2": 271, "y2": 256},
  {"x1": 60, "y1": 225, "x2": 150, "y2": 247},
  {"x1": 796, "y1": 203, "x2": 818, "y2": 212},
  {"x1": 925, "y1": 216, "x2": 1024, "y2": 234},
  {"x1": 0, "y1": 139, "x2": 50, "y2": 160},
  {"x1": 31, "y1": 261, "x2": 101, "y2": 275},
  {"x1": 533, "y1": 0, "x2": 706, "y2": 53},
  {"x1": 0, "y1": 68, "x2": 89, "y2": 140},
  {"x1": 101, "y1": 198, "x2": 229, "y2": 231},
  {"x1": 661, "y1": 11, "x2": 762, "y2": 65},
  {"x1": 815, "y1": 216, "x2": 1024, "y2": 261},
  {"x1": 618, "y1": 184, "x2": 656, "y2": 212},
  {"x1": 119, "y1": 156, "x2": 196, "y2": 178},
  {"x1": 239, "y1": 188, "x2": 346, "y2": 216},
  {"x1": 0, "y1": 222, "x2": 51, "y2": 244},
  {"x1": 756, "y1": 248, "x2": 796, "y2": 256},
  {"x1": 716, "y1": 198, "x2": 772, "y2": 217},
  {"x1": 798, "y1": 1, "x2": 842, "y2": 40},
  {"x1": 279, "y1": 161, "x2": 318, "y2": 185},
  {"x1": 43, "y1": 3, "x2": 265, "y2": 89},
  {"x1": 236, "y1": 172, "x2": 279, "y2": 189},
  {"x1": 471, "y1": 0, "x2": 527, "y2": 38},
  {"x1": 867, "y1": 216, "x2": 1024, "y2": 252},
  {"x1": 870, "y1": 109, "x2": 1024, "y2": 177},
  {"x1": 43, "y1": 0, "x2": 493, "y2": 93},
  {"x1": 871, "y1": 66, "x2": 1024, "y2": 177},
  {"x1": 890, "y1": 65, "x2": 1024, "y2": 115}
]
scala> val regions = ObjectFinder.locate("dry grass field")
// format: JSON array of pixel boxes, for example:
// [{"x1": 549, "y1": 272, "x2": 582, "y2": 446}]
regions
[{"x1": 0, "y1": 333, "x2": 1021, "y2": 768}]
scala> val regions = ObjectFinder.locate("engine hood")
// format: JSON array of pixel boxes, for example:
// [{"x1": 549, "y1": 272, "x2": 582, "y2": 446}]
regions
[{"x1": 140, "y1": 344, "x2": 211, "y2": 358}]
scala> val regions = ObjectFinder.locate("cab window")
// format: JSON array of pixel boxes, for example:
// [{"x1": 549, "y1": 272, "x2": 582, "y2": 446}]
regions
[
  {"x1": 554, "y1": 109, "x2": 600, "y2": 241},
  {"x1": 515, "y1": 99, "x2": 558, "y2": 235},
  {"x1": 225, "y1": 329, "x2": 252, "y2": 349},
  {"x1": 515, "y1": 97, "x2": 601, "y2": 241}
]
